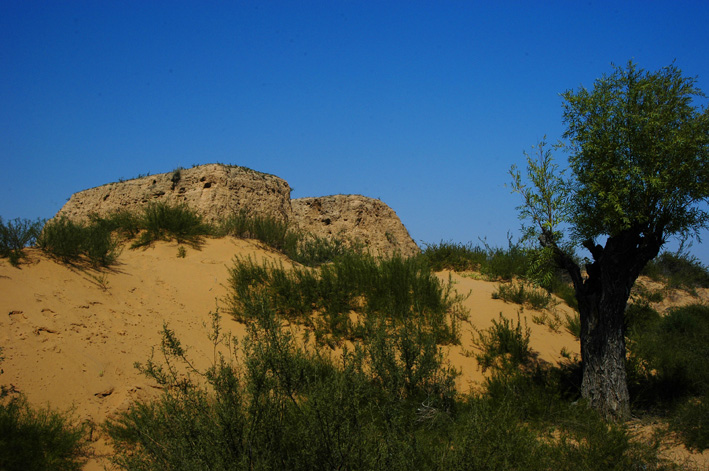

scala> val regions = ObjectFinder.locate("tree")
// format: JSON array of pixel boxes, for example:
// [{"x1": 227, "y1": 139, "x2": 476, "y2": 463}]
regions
[{"x1": 510, "y1": 61, "x2": 709, "y2": 420}]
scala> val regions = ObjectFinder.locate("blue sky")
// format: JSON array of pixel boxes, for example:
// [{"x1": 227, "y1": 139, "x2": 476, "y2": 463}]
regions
[{"x1": 2, "y1": 1, "x2": 708, "y2": 263}]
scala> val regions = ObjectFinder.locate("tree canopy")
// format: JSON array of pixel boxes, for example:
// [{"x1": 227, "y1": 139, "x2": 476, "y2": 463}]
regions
[{"x1": 562, "y1": 61, "x2": 709, "y2": 244}]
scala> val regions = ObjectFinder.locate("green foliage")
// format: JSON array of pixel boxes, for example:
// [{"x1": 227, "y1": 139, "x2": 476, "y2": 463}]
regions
[
  {"x1": 0, "y1": 217, "x2": 43, "y2": 266},
  {"x1": 131, "y1": 202, "x2": 211, "y2": 248},
  {"x1": 509, "y1": 138, "x2": 571, "y2": 244},
  {"x1": 218, "y1": 211, "x2": 350, "y2": 266},
  {"x1": 563, "y1": 312, "x2": 581, "y2": 340},
  {"x1": 92, "y1": 210, "x2": 141, "y2": 240},
  {"x1": 421, "y1": 238, "x2": 532, "y2": 281},
  {"x1": 227, "y1": 253, "x2": 463, "y2": 345},
  {"x1": 104, "y1": 304, "x2": 671, "y2": 470},
  {"x1": 492, "y1": 282, "x2": 555, "y2": 311},
  {"x1": 218, "y1": 211, "x2": 295, "y2": 250},
  {"x1": 624, "y1": 302, "x2": 661, "y2": 338},
  {"x1": 460, "y1": 318, "x2": 667, "y2": 470},
  {"x1": 483, "y1": 240, "x2": 531, "y2": 281},
  {"x1": 37, "y1": 217, "x2": 118, "y2": 267},
  {"x1": 442, "y1": 398, "x2": 550, "y2": 470},
  {"x1": 631, "y1": 304, "x2": 709, "y2": 398},
  {"x1": 473, "y1": 314, "x2": 532, "y2": 373},
  {"x1": 0, "y1": 350, "x2": 89, "y2": 471},
  {"x1": 628, "y1": 304, "x2": 709, "y2": 451},
  {"x1": 420, "y1": 241, "x2": 488, "y2": 271},
  {"x1": 669, "y1": 396, "x2": 709, "y2": 452},
  {"x1": 562, "y1": 61, "x2": 709, "y2": 241},
  {"x1": 0, "y1": 396, "x2": 90, "y2": 471},
  {"x1": 106, "y1": 308, "x2": 458, "y2": 470},
  {"x1": 642, "y1": 251, "x2": 709, "y2": 293}
]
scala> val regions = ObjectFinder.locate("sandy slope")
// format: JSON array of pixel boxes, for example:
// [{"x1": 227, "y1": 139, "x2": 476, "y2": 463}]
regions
[{"x1": 0, "y1": 239, "x2": 704, "y2": 469}]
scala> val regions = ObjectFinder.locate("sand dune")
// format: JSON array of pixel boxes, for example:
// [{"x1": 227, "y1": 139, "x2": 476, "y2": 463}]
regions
[{"x1": 1, "y1": 238, "x2": 705, "y2": 469}]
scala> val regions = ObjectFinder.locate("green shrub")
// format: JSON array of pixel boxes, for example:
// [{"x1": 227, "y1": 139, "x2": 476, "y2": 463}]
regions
[
  {"x1": 628, "y1": 304, "x2": 709, "y2": 451},
  {"x1": 0, "y1": 396, "x2": 90, "y2": 471},
  {"x1": 632, "y1": 304, "x2": 709, "y2": 398},
  {"x1": 473, "y1": 314, "x2": 532, "y2": 373},
  {"x1": 419, "y1": 239, "x2": 531, "y2": 281},
  {"x1": 642, "y1": 251, "x2": 709, "y2": 293},
  {"x1": 420, "y1": 241, "x2": 488, "y2": 271},
  {"x1": 92, "y1": 210, "x2": 141, "y2": 240},
  {"x1": 483, "y1": 241, "x2": 531, "y2": 281},
  {"x1": 442, "y1": 398, "x2": 550, "y2": 470},
  {"x1": 563, "y1": 312, "x2": 581, "y2": 340},
  {"x1": 106, "y1": 308, "x2": 458, "y2": 470},
  {"x1": 291, "y1": 233, "x2": 349, "y2": 266},
  {"x1": 624, "y1": 302, "x2": 661, "y2": 337},
  {"x1": 132, "y1": 202, "x2": 211, "y2": 248},
  {"x1": 219, "y1": 211, "x2": 350, "y2": 266},
  {"x1": 669, "y1": 395, "x2": 709, "y2": 451},
  {"x1": 226, "y1": 253, "x2": 463, "y2": 345},
  {"x1": 218, "y1": 211, "x2": 295, "y2": 250},
  {"x1": 0, "y1": 349, "x2": 89, "y2": 471},
  {"x1": 105, "y1": 305, "x2": 669, "y2": 471},
  {"x1": 37, "y1": 217, "x2": 84, "y2": 261},
  {"x1": 37, "y1": 217, "x2": 118, "y2": 267},
  {"x1": 492, "y1": 282, "x2": 554, "y2": 310},
  {"x1": 0, "y1": 217, "x2": 44, "y2": 266}
]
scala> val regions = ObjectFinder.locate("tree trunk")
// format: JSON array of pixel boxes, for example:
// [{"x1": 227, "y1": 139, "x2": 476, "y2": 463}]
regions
[
  {"x1": 548, "y1": 227, "x2": 663, "y2": 421},
  {"x1": 577, "y1": 278, "x2": 631, "y2": 420}
]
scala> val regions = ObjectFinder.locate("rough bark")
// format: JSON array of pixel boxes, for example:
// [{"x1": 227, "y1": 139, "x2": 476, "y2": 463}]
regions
[{"x1": 542, "y1": 226, "x2": 663, "y2": 421}]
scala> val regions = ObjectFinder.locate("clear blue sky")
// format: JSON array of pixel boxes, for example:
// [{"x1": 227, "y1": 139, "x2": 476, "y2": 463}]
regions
[{"x1": 2, "y1": 1, "x2": 708, "y2": 263}]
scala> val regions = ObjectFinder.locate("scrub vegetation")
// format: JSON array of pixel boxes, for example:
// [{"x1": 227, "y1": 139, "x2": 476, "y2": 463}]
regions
[{"x1": 3, "y1": 204, "x2": 709, "y2": 468}]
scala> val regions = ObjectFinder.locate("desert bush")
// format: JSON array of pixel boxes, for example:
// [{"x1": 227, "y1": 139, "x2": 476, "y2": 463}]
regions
[
  {"x1": 669, "y1": 395, "x2": 709, "y2": 452},
  {"x1": 131, "y1": 202, "x2": 211, "y2": 248},
  {"x1": 226, "y1": 253, "x2": 463, "y2": 345},
  {"x1": 37, "y1": 217, "x2": 117, "y2": 267},
  {"x1": 632, "y1": 304, "x2": 709, "y2": 398},
  {"x1": 642, "y1": 251, "x2": 709, "y2": 293},
  {"x1": 626, "y1": 304, "x2": 709, "y2": 451},
  {"x1": 0, "y1": 217, "x2": 43, "y2": 266},
  {"x1": 0, "y1": 396, "x2": 90, "y2": 471},
  {"x1": 219, "y1": 211, "x2": 350, "y2": 266},
  {"x1": 291, "y1": 233, "x2": 350, "y2": 266},
  {"x1": 106, "y1": 305, "x2": 669, "y2": 470},
  {"x1": 624, "y1": 302, "x2": 661, "y2": 337},
  {"x1": 106, "y1": 307, "x2": 458, "y2": 470},
  {"x1": 0, "y1": 350, "x2": 89, "y2": 471},
  {"x1": 218, "y1": 211, "x2": 295, "y2": 251},
  {"x1": 420, "y1": 241, "x2": 488, "y2": 272},
  {"x1": 464, "y1": 318, "x2": 668, "y2": 470},
  {"x1": 442, "y1": 397, "x2": 551, "y2": 470},
  {"x1": 483, "y1": 240, "x2": 531, "y2": 281},
  {"x1": 473, "y1": 314, "x2": 532, "y2": 374},
  {"x1": 492, "y1": 282, "x2": 555, "y2": 310},
  {"x1": 92, "y1": 210, "x2": 141, "y2": 240},
  {"x1": 419, "y1": 239, "x2": 531, "y2": 281},
  {"x1": 37, "y1": 217, "x2": 84, "y2": 261},
  {"x1": 563, "y1": 312, "x2": 581, "y2": 340}
]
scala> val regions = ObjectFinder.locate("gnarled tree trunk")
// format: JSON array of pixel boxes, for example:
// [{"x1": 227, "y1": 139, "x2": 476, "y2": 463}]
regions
[
  {"x1": 548, "y1": 227, "x2": 663, "y2": 421},
  {"x1": 576, "y1": 268, "x2": 633, "y2": 420}
]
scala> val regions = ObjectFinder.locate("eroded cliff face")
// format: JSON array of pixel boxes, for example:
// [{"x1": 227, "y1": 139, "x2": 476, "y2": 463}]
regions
[
  {"x1": 291, "y1": 195, "x2": 419, "y2": 258},
  {"x1": 56, "y1": 164, "x2": 293, "y2": 223},
  {"x1": 56, "y1": 164, "x2": 419, "y2": 257}
]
